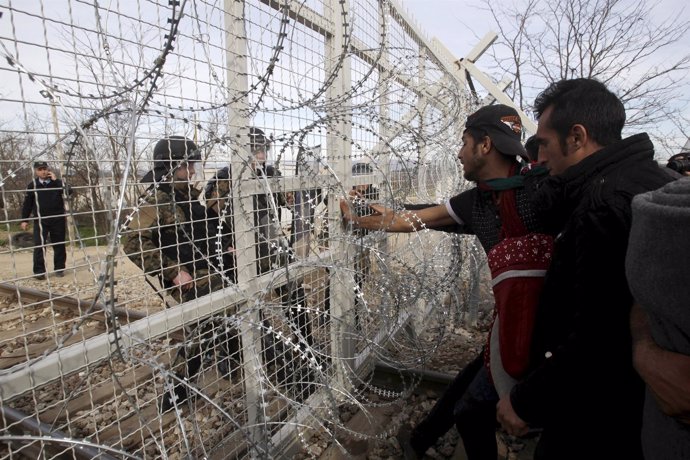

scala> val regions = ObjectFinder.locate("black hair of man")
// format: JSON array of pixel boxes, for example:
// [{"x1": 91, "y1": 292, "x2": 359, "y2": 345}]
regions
[
  {"x1": 249, "y1": 127, "x2": 271, "y2": 153},
  {"x1": 524, "y1": 135, "x2": 539, "y2": 162},
  {"x1": 533, "y1": 78, "x2": 626, "y2": 148}
]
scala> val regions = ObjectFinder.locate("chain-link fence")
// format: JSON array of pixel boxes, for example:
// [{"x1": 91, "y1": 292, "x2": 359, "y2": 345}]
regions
[{"x1": 0, "y1": 1, "x2": 481, "y2": 457}]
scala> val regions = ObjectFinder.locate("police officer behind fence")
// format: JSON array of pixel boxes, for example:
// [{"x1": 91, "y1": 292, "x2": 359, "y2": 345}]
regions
[{"x1": 21, "y1": 161, "x2": 70, "y2": 280}]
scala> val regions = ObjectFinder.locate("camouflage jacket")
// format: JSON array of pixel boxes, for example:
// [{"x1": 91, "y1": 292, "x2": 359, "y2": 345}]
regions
[{"x1": 123, "y1": 183, "x2": 211, "y2": 288}]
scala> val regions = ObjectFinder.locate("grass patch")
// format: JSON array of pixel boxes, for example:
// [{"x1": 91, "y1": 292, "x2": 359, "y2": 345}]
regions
[
  {"x1": 0, "y1": 223, "x2": 112, "y2": 248},
  {"x1": 73, "y1": 225, "x2": 110, "y2": 247}
]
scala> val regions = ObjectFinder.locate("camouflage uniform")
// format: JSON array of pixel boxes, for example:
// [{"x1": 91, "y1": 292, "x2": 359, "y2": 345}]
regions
[
  {"x1": 123, "y1": 184, "x2": 229, "y2": 304},
  {"x1": 124, "y1": 175, "x2": 241, "y2": 412}
]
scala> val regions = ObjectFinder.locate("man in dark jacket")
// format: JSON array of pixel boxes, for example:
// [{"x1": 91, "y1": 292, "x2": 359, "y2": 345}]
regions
[
  {"x1": 21, "y1": 161, "x2": 70, "y2": 279},
  {"x1": 496, "y1": 78, "x2": 673, "y2": 459},
  {"x1": 249, "y1": 127, "x2": 293, "y2": 274}
]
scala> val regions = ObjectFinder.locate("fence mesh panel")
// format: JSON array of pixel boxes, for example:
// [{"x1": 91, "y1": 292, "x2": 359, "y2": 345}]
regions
[{"x1": 0, "y1": 1, "x2": 484, "y2": 457}]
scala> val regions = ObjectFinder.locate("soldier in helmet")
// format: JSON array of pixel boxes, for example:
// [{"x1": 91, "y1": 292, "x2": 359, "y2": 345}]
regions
[
  {"x1": 247, "y1": 127, "x2": 294, "y2": 274},
  {"x1": 123, "y1": 136, "x2": 241, "y2": 411},
  {"x1": 123, "y1": 135, "x2": 233, "y2": 301},
  {"x1": 245, "y1": 128, "x2": 317, "y2": 391}
]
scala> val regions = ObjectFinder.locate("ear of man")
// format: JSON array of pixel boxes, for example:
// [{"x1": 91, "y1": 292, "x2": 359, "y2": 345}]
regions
[
  {"x1": 480, "y1": 135, "x2": 494, "y2": 155},
  {"x1": 568, "y1": 123, "x2": 601, "y2": 158}
]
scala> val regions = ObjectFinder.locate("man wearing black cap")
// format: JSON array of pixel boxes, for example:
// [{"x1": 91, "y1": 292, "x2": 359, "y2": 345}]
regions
[
  {"x1": 21, "y1": 161, "x2": 70, "y2": 280},
  {"x1": 341, "y1": 104, "x2": 547, "y2": 459}
]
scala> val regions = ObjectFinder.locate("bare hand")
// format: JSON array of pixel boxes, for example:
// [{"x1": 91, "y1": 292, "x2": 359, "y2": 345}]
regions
[
  {"x1": 20, "y1": 222, "x2": 29, "y2": 231},
  {"x1": 172, "y1": 270, "x2": 194, "y2": 291},
  {"x1": 631, "y1": 303, "x2": 690, "y2": 424},
  {"x1": 497, "y1": 395, "x2": 529, "y2": 436},
  {"x1": 48, "y1": 172, "x2": 56, "y2": 180},
  {"x1": 634, "y1": 340, "x2": 690, "y2": 424},
  {"x1": 348, "y1": 189, "x2": 362, "y2": 199},
  {"x1": 339, "y1": 197, "x2": 355, "y2": 223}
]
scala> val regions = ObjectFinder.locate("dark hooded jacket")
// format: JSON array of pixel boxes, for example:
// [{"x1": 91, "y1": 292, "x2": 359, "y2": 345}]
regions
[{"x1": 509, "y1": 133, "x2": 673, "y2": 459}]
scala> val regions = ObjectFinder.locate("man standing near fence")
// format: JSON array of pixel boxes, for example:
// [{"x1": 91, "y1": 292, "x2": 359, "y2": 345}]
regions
[
  {"x1": 341, "y1": 104, "x2": 547, "y2": 459},
  {"x1": 21, "y1": 161, "x2": 70, "y2": 280},
  {"x1": 123, "y1": 136, "x2": 241, "y2": 412},
  {"x1": 495, "y1": 78, "x2": 674, "y2": 460}
]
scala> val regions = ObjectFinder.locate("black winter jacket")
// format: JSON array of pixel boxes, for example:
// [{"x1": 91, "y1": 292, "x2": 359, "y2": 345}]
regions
[
  {"x1": 509, "y1": 133, "x2": 673, "y2": 459},
  {"x1": 22, "y1": 178, "x2": 68, "y2": 220}
]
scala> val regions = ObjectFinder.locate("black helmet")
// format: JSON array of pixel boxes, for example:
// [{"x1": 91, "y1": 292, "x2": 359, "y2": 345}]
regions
[
  {"x1": 153, "y1": 136, "x2": 201, "y2": 172},
  {"x1": 352, "y1": 162, "x2": 373, "y2": 176},
  {"x1": 204, "y1": 166, "x2": 231, "y2": 200},
  {"x1": 249, "y1": 127, "x2": 271, "y2": 153}
]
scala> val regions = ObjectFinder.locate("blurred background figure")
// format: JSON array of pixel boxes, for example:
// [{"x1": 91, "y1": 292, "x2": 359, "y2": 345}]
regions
[{"x1": 20, "y1": 161, "x2": 71, "y2": 280}]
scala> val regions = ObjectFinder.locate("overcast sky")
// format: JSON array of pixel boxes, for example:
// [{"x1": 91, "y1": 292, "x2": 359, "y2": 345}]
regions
[
  {"x1": 400, "y1": 0, "x2": 690, "y2": 66},
  {"x1": 399, "y1": 0, "x2": 690, "y2": 156}
]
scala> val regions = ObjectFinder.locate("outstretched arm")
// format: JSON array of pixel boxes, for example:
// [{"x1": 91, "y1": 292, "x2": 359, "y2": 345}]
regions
[
  {"x1": 631, "y1": 302, "x2": 690, "y2": 424},
  {"x1": 339, "y1": 198, "x2": 456, "y2": 233}
]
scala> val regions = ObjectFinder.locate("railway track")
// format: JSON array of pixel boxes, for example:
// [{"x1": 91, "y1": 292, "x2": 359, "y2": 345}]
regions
[
  {"x1": 0, "y1": 282, "x2": 146, "y2": 371},
  {"x1": 0, "y1": 282, "x2": 308, "y2": 459}
]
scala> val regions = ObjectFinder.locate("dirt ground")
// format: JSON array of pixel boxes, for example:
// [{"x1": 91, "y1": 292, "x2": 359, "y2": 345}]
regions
[{"x1": 0, "y1": 242, "x2": 142, "y2": 284}]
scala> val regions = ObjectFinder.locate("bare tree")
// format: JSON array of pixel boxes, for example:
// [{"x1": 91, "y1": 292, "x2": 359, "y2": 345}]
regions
[
  {"x1": 0, "y1": 130, "x2": 40, "y2": 221},
  {"x1": 481, "y1": 0, "x2": 690, "y2": 154}
]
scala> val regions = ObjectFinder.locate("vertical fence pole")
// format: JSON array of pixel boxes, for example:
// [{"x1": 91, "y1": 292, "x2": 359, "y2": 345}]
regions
[
  {"x1": 325, "y1": 0, "x2": 356, "y2": 388},
  {"x1": 224, "y1": 0, "x2": 269, "y2": 453}
]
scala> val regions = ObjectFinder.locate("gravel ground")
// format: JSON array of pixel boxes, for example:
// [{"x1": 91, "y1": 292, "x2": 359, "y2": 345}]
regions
[
  {"x1": 2, "y1": 244, "x2": 535, "y2": 459},
  {"x1": 294, "y1": 303, "x2": 537, "y2": 460}
]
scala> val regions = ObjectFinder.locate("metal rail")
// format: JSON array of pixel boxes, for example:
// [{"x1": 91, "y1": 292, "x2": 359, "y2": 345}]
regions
[{"x1": 0, "y1": 282, "x2": 146, "y2": 322}]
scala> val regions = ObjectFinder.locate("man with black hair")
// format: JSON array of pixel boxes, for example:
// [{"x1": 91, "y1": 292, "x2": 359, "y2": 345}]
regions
[
  {"x1": 495, "y1": 78, "x2": 673, "y2": 460},
  {"x1": 21, "y1": 161, "x2": 71, "y2": 279},
  {"x1": 524, "y1": 135, "x2": 539, "y2": 163},
  {"x1": 341, "y1": 104, "x2": 547, "y2": 459},
  {"x1": 665, "y1": 151, "x2": 690, "y2": 177}
]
